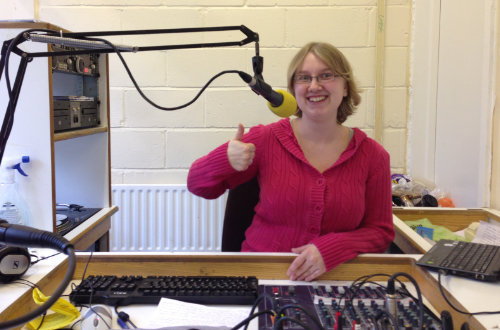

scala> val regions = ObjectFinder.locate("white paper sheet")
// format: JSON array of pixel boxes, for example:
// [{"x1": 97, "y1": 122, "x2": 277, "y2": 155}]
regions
[
  {"x1": 143, "y1": 298, "x2": 252, "y2": 329},
  {"x1": 472, "y1": 221, "x2": 500, "y2": 246}
]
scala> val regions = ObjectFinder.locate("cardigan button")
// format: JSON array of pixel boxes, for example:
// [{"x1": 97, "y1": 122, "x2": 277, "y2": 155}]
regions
[{"x1": 316, "y1": 178, "x2": 325, "y2": 185}]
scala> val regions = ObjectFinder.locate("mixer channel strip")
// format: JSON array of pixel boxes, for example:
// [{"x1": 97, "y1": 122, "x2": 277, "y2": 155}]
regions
[{"x1": 69, "y1": 275, "x2": 259, "y2": 306}]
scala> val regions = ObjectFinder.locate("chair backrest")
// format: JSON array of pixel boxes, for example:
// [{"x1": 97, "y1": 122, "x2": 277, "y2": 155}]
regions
[{"x1": 221, "y1": 176, "x2": 260, "y2": 252}]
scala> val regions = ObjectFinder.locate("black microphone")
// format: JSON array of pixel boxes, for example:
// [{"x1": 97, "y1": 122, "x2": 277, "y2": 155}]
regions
[
  {"x1": 0, "y1": 219, "x2": 73, "y2": 253},
  {"x1": 238, "y1": 71, "x2": 297, "y2": 118},
  {"x1": 385, "y1": 277, "x2": 399, "y2": 322}
]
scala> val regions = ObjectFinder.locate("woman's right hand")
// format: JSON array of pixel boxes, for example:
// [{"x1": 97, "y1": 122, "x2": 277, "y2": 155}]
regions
[{"x1": 227, "y1": 123, "x2": 255, "y2": 171}]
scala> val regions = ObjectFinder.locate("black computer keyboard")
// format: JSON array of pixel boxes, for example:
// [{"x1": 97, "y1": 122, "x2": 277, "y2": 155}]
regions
[{"x1": 69, "y1": 275, "x2": 259, "y2": 306}]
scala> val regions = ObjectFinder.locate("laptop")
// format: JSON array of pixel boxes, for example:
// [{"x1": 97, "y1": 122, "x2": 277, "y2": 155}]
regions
[{"x1": 416, "y1": 239, "x2": 500, "y2": 281}]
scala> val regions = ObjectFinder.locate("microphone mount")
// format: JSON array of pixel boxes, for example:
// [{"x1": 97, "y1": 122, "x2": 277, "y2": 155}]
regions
[{"x1": 252, "y1": 41, "x2": 263, "y2": 79}]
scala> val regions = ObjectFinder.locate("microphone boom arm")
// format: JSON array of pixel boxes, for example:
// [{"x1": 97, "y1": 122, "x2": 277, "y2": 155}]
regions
[{"x1": 18, "y1": 25, "x2": 259, "y2": 58}]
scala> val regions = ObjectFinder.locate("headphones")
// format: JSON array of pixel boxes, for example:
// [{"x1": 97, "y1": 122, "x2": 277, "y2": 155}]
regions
[{"x1": 0, "y1": 244, "x2": 30, "y2": 283}]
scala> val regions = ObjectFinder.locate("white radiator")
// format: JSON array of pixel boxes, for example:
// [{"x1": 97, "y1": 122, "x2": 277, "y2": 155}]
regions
[{"x1": 110, "y1": 185, "x2": 228, "y2": 252}]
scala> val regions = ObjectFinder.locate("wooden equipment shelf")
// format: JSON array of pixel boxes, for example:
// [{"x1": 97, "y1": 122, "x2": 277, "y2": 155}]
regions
[{"x1": 0, "y1": 21, "x2": 115, "y2": 251}]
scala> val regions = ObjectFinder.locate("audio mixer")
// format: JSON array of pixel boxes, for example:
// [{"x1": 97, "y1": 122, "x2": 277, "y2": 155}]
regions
[{"x1": 257, "y1": 283, "x2": 441, "y2": 329}]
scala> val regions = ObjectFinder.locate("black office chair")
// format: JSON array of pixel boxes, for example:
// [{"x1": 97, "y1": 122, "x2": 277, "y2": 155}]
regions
[{"x1": 221, "y1": 176, "x2": 260, "y2": 252}]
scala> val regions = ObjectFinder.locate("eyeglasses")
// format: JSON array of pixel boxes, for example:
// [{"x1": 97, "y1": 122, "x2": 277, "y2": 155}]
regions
[{"x1": 294, "y1": 72, "x2": 338, "y2": 84}]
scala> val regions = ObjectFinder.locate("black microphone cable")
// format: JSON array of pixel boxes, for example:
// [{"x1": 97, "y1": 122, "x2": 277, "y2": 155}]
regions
[
  {"x1": 437, "y1": 270, "x2": 500, "y2": 316},
  {"x1": 115, "y1": 307, "x2": 138, "y2": 329},
  {"x1": 231, "y1": 309, "x2": 276, "y2": 330},
  {"x1": 52, "y1": 34, "x2": 245, "y2": 112},
  {"x1": 274, "y1": 303, "x2": 322, "y2": 330},
  {"x1": 386, "y1": 272, "x2": 424, "y2": 330},
  {"x1": 242, "y1": 293, "x2": 274, "y2": 330},
  {"x1": 393, "y1": 277, "x2": 441, "y2": 326}
]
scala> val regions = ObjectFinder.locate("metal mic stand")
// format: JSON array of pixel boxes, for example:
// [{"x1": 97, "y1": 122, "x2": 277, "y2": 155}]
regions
[{"x1": 0, "y1": 36, "x2": 33, "y2": 163}]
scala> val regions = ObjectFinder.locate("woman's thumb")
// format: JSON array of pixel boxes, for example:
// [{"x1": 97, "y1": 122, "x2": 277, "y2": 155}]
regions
[{"x1": 234, "y1": 123, "x2": 245, "y2": 141}]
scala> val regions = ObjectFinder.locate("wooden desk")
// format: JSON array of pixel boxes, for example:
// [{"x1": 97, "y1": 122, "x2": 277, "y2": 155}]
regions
[
  {"x1": 2, "y1": 252, "x2": 498, "y2": 330},
  {"x1": 63, "y1": 206, "x2": 119, "y2": 251}
]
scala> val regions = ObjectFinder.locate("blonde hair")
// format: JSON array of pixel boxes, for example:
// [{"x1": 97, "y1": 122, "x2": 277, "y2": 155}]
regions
[{"x1": 287, "y1": 42, "x2": 361, "y2": 123}]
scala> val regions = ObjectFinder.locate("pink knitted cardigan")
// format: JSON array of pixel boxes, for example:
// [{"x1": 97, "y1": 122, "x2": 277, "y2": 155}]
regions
[{"x1": 187, "y1": 118, "x2": 395, "y2": 271}]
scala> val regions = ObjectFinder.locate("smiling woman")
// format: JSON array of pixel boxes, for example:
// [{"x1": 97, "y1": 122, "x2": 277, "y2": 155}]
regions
[{"x1": 187, "y1": 41, "x2": 395, "y2": 282}]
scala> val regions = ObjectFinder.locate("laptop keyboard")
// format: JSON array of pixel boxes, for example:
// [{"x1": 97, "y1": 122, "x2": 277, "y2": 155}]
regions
[{"x1": 440, "y1": 241, "x2": 499, "y2": 273}]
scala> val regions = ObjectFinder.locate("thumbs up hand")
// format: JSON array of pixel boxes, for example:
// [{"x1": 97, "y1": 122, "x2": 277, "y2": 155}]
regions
[{"x1": 227, "y1": 123, "x2": 256, "y2": 171}]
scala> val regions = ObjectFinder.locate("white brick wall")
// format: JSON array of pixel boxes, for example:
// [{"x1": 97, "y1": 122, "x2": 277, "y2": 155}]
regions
[{"x1": 34, "y1": 0, "x2": 410, "y2": 183}]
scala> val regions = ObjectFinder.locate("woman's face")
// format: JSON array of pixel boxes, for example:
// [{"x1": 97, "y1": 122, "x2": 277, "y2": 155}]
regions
[{"x1": 293, "y1": 52, "x2": 347, "y2": 121}]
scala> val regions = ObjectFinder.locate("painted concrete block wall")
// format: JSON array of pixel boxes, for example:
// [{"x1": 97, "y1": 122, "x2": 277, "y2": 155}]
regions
[{"x1": 33, "y1": 0, "x2": 411, "y2": 184}]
